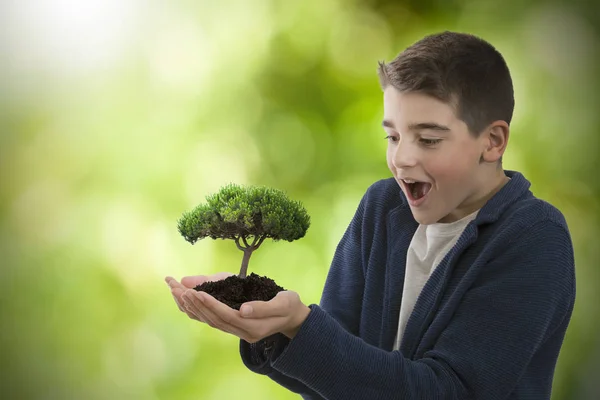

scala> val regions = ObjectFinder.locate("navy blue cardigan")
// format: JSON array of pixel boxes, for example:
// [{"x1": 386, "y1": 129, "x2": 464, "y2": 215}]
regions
[{"x1": 240, "y1": 171, "x2": 576, "y2": 400}]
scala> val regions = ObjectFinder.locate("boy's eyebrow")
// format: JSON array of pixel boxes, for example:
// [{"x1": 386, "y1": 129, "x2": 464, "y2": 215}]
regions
[
  {"x1": 382, "y1": 120, "x2": 395, "y2": 129},
  {"x1": 381, "y1": 120, "x2": 451, "y2": 132},
  {"x1": 409, "y1": 122, "x2": 451, "y2": 132}
]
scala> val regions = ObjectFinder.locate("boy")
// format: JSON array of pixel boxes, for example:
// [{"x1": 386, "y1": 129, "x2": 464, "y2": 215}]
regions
[{"x1": 166, "y1": 31, "x2": 576, "y2": 399}]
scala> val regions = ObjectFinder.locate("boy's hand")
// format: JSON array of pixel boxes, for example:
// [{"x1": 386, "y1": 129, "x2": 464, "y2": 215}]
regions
[
  {"x1": 180, "y1": 288, "x2": 311, "y2": 343},
  {"x1": 165, "y1": 273, "x2": 234, "y2": 321}
]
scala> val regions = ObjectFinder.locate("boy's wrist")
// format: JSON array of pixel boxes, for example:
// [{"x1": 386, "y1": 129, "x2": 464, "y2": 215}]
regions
[{"x1": 282, "y1": 304, "x2": 311, "y2": 339}]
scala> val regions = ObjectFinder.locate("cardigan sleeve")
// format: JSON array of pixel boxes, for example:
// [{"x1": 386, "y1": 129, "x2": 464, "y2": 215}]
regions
[
  {"x1": 238, "y1": 186, "x2": 370, "y2": 399},
  {"x1": 265, "y1": 220, "x2": 575, "y2": 400}
]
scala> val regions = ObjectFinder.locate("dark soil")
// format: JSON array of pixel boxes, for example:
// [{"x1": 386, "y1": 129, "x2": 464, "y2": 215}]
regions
[{"x1": 193, "y1": 273, "x2": 286, "y2": 310}]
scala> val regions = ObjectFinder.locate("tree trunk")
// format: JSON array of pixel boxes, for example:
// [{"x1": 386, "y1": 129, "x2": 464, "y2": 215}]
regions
[{"x1": 239, "y1": 248, "x2": 253, "y2": 278}]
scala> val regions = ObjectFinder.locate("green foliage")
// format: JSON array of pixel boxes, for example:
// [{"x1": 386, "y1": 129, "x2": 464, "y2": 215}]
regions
[{"x1": 178, "y1": 184, "x2": 311, "y2": 245}]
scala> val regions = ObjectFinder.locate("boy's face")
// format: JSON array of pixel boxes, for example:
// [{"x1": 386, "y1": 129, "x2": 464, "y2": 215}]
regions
[{"x1": 382, "y1": 88, "x2": 491, "y2": 224}]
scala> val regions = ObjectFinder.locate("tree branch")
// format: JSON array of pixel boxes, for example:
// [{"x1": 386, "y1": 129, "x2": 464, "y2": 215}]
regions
[
  {"x1": 235, "y1": 236, "x2": 245, "y2": 251},
  {"x1": 242, "y1": 236, "x2": 249, "y2": 248},
  {"x1": 254, "y1": 235, "x2": 266, "y2": 250},
  {"x1": 250, "y1": 235, "x2": 259, "y2": 247}
]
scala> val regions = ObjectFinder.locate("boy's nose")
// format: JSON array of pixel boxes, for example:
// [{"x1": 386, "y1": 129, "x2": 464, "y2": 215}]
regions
[{"x1": 392, "y1": 143, "x2": 418, "y2": 169}]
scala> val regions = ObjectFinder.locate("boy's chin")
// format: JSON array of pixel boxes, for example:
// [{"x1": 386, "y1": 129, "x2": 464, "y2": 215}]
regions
[{"x1": 410, "y1": 208, "x2": 442, "y2": 225}]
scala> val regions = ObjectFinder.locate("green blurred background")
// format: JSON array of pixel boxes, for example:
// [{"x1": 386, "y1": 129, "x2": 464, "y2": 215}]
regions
[{"x1": 1, "y1": 0, "x2": 599, "y2": 399}]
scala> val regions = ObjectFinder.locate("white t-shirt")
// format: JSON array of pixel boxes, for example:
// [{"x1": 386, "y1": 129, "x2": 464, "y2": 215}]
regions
[{"x1": 393, "y1": 210, "x2": 479, "y2": 351}]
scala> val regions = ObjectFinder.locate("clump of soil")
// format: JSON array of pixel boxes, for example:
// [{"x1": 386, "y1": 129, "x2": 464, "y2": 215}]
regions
[{"x1": 193, "y1": 273, "x2": 285, "y2": 310}]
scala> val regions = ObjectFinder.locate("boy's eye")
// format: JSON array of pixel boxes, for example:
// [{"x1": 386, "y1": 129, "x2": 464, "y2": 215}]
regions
[
  {"x1": 420, "y1": 138, "x2": 442, "y2": 146},
  {"x1": 384, "y1": 135, "x2": 399, "y2": 143}
]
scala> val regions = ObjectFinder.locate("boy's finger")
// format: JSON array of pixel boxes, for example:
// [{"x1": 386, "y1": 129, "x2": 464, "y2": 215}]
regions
[
  {"x1": 181, "y1": 275, "x2": 209, "y2": 288},
  {"x1": 181, "y1": 272, "x2": 236, "y2": 288},
  {"x1": 172, "y1": 294, "x2": 185, "y2": 312},
  {"x1": 171, "y1": 288, "x2": 186, "y2": 311},
  {"x1": 183, "y1": 291, "x2": 246, "y2": 337},
  {"x1": 165, "y1": 276, "x2": 179, "y2": 287},
  {"x1": 210, "y1": 272, "x2": 236, "y2": 281},
  {"x1": 181, "y1": 300, "x2": 202, "y2": 321},
  {"x1": 239, "y1": 292, "x2": 293, "y2": 318},
  {"x1": 192, "y1": 291, "x2": 243, "y2": 325}
]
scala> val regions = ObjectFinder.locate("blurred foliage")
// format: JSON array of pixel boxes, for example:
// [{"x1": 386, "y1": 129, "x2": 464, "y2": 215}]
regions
[{"x1": 1, "y1": 0, "x2": 599, "y2": 399}]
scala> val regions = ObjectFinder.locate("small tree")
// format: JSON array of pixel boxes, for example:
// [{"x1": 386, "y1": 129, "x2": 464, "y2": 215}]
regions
[{"x1": 178, "y1": 184, "x2": 310, "y2": 278}]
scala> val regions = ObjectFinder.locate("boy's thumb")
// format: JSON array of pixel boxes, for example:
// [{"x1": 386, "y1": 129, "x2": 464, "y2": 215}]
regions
[
  {"x1": 240, "y1": 304, "x2": 254, "y2": 317},
  {"x1": 240, "y1": 292, "x2": 292, "y2": 318}
]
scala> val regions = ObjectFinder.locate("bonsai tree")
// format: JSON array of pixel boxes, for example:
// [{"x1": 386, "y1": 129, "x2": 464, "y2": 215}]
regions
[{"x1": 177, "y1": 183, "x2": 310, "y2": 309}]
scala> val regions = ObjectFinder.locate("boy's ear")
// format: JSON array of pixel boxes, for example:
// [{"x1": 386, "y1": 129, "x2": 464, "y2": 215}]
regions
[{"x1": 481, "y1": 121, "x2": 509, "y2": 163}]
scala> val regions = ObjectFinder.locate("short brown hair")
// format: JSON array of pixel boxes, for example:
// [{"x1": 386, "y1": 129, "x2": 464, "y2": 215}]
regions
[{"x1": 378, "y1": 31, "x2": 514, "y2": 136}]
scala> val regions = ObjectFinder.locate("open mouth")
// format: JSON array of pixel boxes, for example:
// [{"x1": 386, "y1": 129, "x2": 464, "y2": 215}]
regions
[{"x1": 401, "y1": 179, "x2": 432, "y2": 202}]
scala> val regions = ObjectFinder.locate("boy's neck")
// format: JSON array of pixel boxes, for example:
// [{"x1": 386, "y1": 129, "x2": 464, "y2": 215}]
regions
[
  {"x1": 439, "y1": 169, "x2": 509, "y2": 223},
  {"x1": 470, "y1": 169, "x2": 510, "y2": 213}
]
